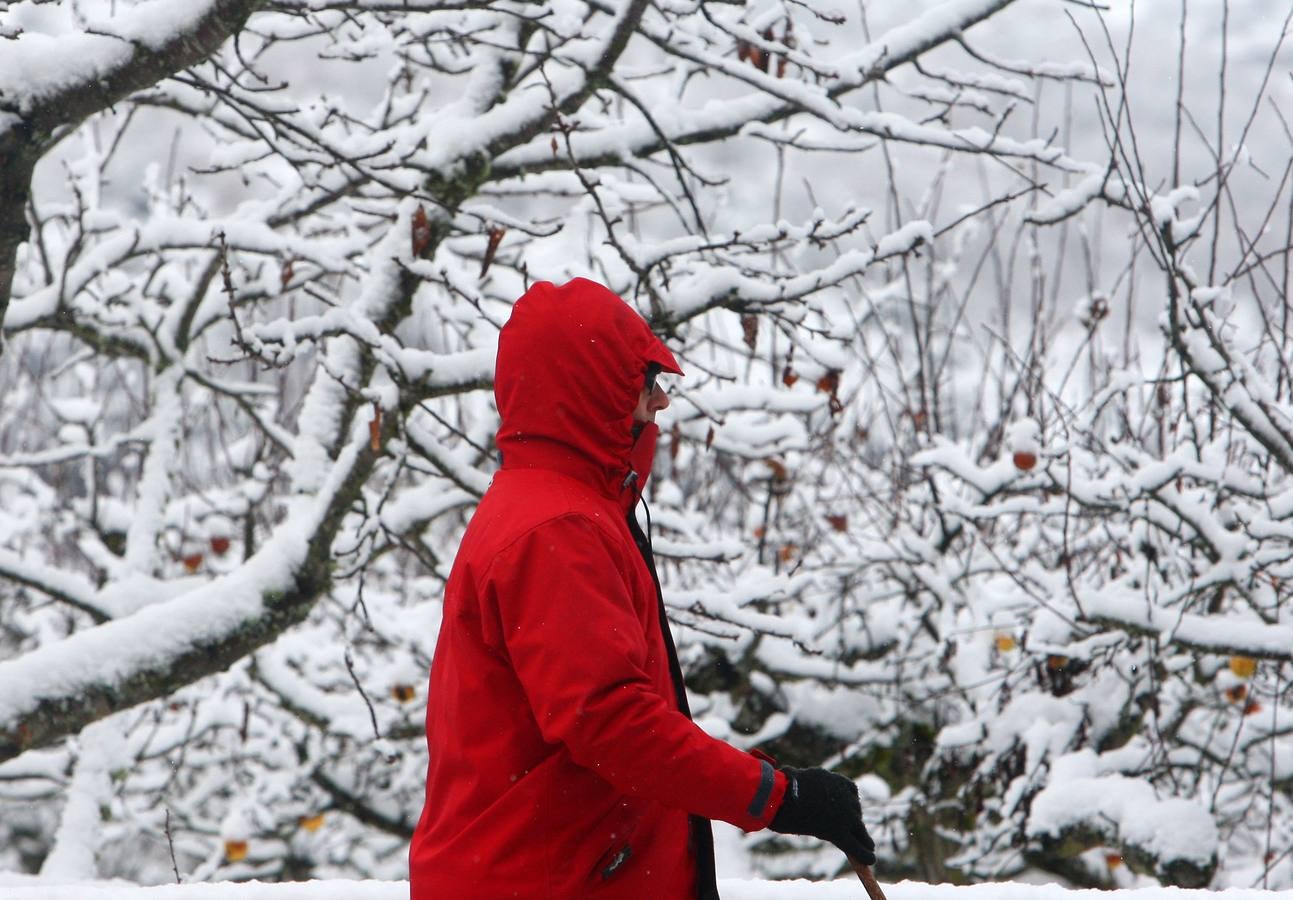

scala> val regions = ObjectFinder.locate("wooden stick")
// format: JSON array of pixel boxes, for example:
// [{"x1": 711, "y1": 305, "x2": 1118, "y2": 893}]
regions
[{"x1": 849, "y1": 858, "x2": 889, "y2": 900}]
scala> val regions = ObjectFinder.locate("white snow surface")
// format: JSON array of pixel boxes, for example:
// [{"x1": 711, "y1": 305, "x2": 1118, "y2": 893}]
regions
[{"x1": 3, "y1": 876, "x2": 1292, "y2": 899}]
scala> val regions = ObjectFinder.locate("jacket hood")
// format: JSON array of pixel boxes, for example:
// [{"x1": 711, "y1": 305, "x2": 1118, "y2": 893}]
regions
[{"x1": 494, "y1": 278, "x2": 682, "y2": 494}]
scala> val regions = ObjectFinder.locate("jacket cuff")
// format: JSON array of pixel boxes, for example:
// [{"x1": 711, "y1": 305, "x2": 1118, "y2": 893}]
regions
[{"x1": 743, "y1": 758, "x2": 788, "y2": 831}]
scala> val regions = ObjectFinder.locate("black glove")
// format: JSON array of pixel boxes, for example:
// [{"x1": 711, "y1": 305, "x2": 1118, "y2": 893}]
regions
[{"x1": 768, "y1": 767, "x2": 877, "y2": 865}]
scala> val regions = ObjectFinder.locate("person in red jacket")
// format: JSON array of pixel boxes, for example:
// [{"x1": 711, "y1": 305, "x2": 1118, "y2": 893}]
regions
[{"x1": 410, "y1": 278, "x2": 874, "y2": 898}]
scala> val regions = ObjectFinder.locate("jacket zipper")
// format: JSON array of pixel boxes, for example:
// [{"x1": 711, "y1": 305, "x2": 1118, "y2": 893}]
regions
[{"x1": 626, "y1": 505, "x2": 721, "y2": 900}]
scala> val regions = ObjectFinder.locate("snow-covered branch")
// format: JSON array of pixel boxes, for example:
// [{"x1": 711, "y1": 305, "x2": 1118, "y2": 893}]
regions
[{"x1": 0, "y1": 0, "x2": 265, "y2": 334}]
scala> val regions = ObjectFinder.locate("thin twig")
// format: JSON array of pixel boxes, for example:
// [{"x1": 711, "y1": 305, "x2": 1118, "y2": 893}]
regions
[
  {"x1": 343, "y1": 646, "x2": 383, "y2": 743},
  {"x1": 165, "y1": 808, "x2": 181, "y2": 884}
]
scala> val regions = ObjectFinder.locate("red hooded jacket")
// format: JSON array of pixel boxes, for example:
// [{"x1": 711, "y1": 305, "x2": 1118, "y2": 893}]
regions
[{"x1": 410, "y1": 279, "x2": 787, "y2": 898}]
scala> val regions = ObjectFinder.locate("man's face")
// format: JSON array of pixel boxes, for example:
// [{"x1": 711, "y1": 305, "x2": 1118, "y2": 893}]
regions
[{"x1": 633, "y1": 378, "x2": 670, "y2": 424}]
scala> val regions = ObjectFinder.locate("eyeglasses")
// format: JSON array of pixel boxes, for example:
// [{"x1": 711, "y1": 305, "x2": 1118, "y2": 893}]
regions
[{"x1": 644, "y1": 363, "x2": 663, "y2": 395}]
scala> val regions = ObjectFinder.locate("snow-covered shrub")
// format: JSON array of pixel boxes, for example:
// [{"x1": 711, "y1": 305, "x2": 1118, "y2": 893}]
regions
[{"x1": 1, "y1": 0, "x2": 1290, "y2": 892}]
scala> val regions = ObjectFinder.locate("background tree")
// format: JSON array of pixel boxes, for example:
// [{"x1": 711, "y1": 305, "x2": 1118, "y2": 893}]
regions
[{"x1": 0, "y1": 0, "x2": 1288, "y2": 890}]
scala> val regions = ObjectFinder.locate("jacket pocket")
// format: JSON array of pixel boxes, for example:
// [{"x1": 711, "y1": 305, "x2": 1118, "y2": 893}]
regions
[{"x1": 588, "y1": 803, "x2": 640, "y2": 884}]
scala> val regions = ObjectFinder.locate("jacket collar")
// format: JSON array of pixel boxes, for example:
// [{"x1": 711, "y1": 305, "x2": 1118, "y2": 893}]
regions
[{"x1": 500, "y1": 422, "x2": 660, "y2": 514}]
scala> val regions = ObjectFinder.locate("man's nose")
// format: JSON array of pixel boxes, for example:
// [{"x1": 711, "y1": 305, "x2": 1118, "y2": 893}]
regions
[{"x1": 650, "y1": 385, "x2": 669, "y2": 412}]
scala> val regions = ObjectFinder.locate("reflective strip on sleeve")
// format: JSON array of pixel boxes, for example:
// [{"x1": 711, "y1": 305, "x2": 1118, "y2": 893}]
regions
[{"x1": 746, "y1": 760, "x2": 775, "y2": 818}]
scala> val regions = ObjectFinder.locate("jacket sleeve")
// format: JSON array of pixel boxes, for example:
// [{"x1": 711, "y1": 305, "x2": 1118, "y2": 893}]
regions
[{"x1": 482, "y1": 513, "x2": 786, "y2": 831}]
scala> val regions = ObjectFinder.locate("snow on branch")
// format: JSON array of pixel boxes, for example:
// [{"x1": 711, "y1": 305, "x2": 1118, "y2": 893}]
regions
[
  {"x1": 0, "y1": 422, "x2": 376, "y2": 763},
  {"x1": 1081, "y1": 588, "x2": 1293, "y2": 663},
  {"x1": 0, "y1": 0, "x2": 265, "y2": 329},
  {"x1": 0, "y1": 548, "x2": 106, "y2": 622},
  {"x1": 0, "y1": 0, "x2": 260, "y2": 126},
  {"x1": 656, "y1": 218, "x2": 935, "y2": 325},
  {"x1": 1029, "y1": 769, "x2": 1218, "y2": 888},
  {"x1": 492, "y1": 0, "x2": 1091, "y2": 183}
]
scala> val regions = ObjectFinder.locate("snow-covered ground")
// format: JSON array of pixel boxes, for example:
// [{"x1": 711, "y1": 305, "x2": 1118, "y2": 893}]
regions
[{"x1": 5, "y1": 875, "x2": 1293, "y2": 899}]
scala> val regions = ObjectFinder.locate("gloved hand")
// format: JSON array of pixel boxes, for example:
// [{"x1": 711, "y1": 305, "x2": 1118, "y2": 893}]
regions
[{"x1": 768, "y1": 767, "x2": 877, "y2": 865}]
